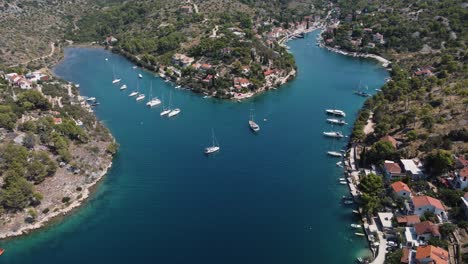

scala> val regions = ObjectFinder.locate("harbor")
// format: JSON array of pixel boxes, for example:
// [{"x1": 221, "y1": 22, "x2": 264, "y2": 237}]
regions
[{"x1": 4, "y1": 31, "x2": 388, "y2": 264}]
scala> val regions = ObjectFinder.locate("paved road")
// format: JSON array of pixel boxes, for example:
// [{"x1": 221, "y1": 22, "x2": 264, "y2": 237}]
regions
[{"x1": 370, "y1": 230, "x2": 387, "y2": 264}]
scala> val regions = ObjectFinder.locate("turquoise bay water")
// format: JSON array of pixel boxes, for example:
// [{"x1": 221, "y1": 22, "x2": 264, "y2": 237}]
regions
[{"x1": 2, "y1": 32, "x2": 388, "y2": 263}]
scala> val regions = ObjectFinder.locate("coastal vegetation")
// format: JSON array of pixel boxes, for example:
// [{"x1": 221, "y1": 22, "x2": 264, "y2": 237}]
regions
[{"x1": 0, "y1": 65, "x2": 116, "y2": 237}]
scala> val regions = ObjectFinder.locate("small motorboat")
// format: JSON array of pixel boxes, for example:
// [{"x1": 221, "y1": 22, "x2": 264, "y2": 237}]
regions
[
  {"x1": 355, "y1": 232, "x2": 365, "y2": 236},
  {"x1": 0, "y1": 248, "x2": 4, "y2": 255},
  {"x1": 138, "y1": 73, "x2": 143, "y2": 79},
  {"x1": 350, "y1": 224, "x2": 362, "y2": 229}
]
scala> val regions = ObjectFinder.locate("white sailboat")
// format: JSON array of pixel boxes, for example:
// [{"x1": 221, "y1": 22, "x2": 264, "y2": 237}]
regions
[
  {"x1": 120, "y1": 84, "x2": 127, "y2": 90},
  {"x1": 160, "y1": 94, "x2": 171, "y2": 116},
  {"x1": 326, "y1": 118, "x2": 347, "y2": 125},
  {"x1": 168, "y1": 108, "x2": 181, "y2": 117},
  {"x1": 129, "y1": 79, "x2": 139, "y2": 97},
  {"x1": 248, "y1": 106, "x2": 260, "y2": 132},
  {"x1": 327, "y1": 131, "x2": 343, "y2": 157},
  {"x1": 136, "y1": 93, "x2": 145, "y2": 101},
  {"x1": 323, "y1": 131, "x2": 344, "y2": 138},
  {"x1": 146, "y1": 82, "x2": 161, "y2": 107},
  {"x1": 325, "y1": 109, "x2": 346, "y2": 117},
  {"x1": 112, "y1": 65, "x2": 121, "y2": 84},
  {"x1": 204, "y1": 129, "x2": 220, "y2": 154}
]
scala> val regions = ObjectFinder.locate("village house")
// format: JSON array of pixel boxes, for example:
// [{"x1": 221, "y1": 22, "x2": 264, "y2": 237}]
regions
[
  {"x1": 383, "y1": 160, "x2": 405, "y2": 179},
  {"x1": 200, "y1": 63, "x2": 212, "y2": 73},
  {"x1": 104, "y1": 36, "x2": 118, "y2": 45},
  {"x1": 415, "y1": 245, "x2": 448, "y2": 264},
  {"x1": 411, "y1": 195, "x2": 446, "y2": 220},
  {"x1": 401, "y1": 159, "x2": 425, "y2": 180},
  {"x1": 233, "y1": 77, "x2": 250, "y2": 90},
  {"x1": 367, "y1": 42, "x2": 376, "y2": 48},
  {"x1": 172, "y1": 53, "x2": 195, "y2": 68},
  {"x1": 377, "y1": 212, "x2": 394, "y2": 231},
  {"x1": 414, "y1": 221, "x2": 441, "y2": 242},
  {"x1": 452, "y1": 167, "x2": 468, "y2": 190},
  {"x1": 53, "y1": 118, "x2": 63, "y2": 125},
  {"x1": 179, "y1": 5, "x2": 193, "y2": 14},
  {"x1": 391, "y1": 181, "x2": 412, "y2": 199},
  {"x1": 397, "y1": 215, "x2": 420, "y2": 227},
  {"x1": 414, "y1": 67, "x2": 434, "y2": 77},
  {"x1": 373, "y1": 33, "x2": 385, "y2": 44}
]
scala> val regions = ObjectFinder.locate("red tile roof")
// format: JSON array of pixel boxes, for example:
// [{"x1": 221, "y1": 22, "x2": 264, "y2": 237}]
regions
[
  {"x1": 414, "y1": 221, "x2": 440, "y2": 236},
  {"x1": 412, "y1": 196, "x2": 444, "y2": 210},
  {"x1": 396, "y1": 215, "x2": 420, "y2": 225},
  {"x1": 391, "y1": 181, "x2": 411, "y2": 193},
  {"x1": 415, "y1": 245, "x2": 448, "y2": 264},
  {"x1": 384, "y1": 161, "x2": 402, "y2": 174}
]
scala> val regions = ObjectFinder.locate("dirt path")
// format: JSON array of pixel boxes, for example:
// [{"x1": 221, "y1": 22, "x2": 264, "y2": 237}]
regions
[{"x1": 9, "y1": 42, "x2": 57, "y2": 67}]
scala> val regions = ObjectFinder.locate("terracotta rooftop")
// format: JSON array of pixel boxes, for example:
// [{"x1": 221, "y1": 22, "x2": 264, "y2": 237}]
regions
[
  {"x1": 384, "y1": 161, "x2": 402, "y2": 174},
  {"x1": 391, "y1": 181, "x2": 411, "y2": 193},
  {"x1": 396, "y1": 215, "x2": 420, "y2": 225},
  {"x1": 414, "y1": 221, "x2": 440, "y2": 236},
  {"x1": 401, "y1": 247, "x2": 410, "y2": 264},
  {"x1": 415, "y1": 245, "x2": 448, "y2": 264},
  {"x1": 412, "y1": 196, "x2": 444, "y2": 210}
]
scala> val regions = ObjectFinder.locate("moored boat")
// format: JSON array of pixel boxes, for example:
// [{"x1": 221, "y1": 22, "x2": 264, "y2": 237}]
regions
[
  {"x1": 325, "y1": 109, "x2": 346, "y2": 117},
  {"x1": 168, "y1": 108, "x2": 181, "y2": 117},
  {"x1": 205, "y1": 129, "x2": 220, "y2": 154},
  {"x1": 327, "y1": 118, "x2": 347, "y2": 125},
  {"x1": 120, "y1": 84, "x2": 127, "y2": 90},
  {"x1": 327, "y1": 151, "x2": 343, "y2": 157},
  {"x1": 129, "y1": 91, "x2": 138, "y2": 97},
  {"x1": 0, "y1": 248, "x2": 5, "y2": 255},
  {"x1": 323, "y1": 131, "x2": 344, "y2": 138},
  {"x1": 136, "y1": 94, "x2": 145, "y2": 101},
  {"x1": 138, "y1": 73, "x2": 143, "y2": 79},
  {"x1": 249, "y1": 106, "x2": 260, "y2": 132},
  {"x1": 350, "y1": 224, "x2": 362, "y2": 229}
]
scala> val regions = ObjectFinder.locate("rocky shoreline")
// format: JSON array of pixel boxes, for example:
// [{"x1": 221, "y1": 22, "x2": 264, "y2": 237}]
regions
[{"x1": 0, "y1": 160, "x2": 113, "y2": 240}]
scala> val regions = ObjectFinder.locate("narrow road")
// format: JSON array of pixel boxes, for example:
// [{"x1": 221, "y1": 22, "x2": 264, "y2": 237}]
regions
[{"x1": 9, "y1": 42, "x2": 57, "y2": 67}]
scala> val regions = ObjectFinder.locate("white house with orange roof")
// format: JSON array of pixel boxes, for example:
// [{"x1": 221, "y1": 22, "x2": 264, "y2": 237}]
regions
[
  {"x1": 411, "y1": 196, "x2": 447, "y2": 220},
  {"x1": 391, "y1": 181, "x2": 412, "y2": 199},
  {"x1": 415, "y1": 245, "x2": 448, "y2": 264}
]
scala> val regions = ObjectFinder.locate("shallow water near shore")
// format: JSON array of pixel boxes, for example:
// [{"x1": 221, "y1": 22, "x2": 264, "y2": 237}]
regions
[{"x1": 1, "y1": 31, "x2": 388, "y2": 263}]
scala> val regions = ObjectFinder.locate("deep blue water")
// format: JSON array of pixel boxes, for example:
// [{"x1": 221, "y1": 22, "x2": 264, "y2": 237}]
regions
[{"x1": 1, "y1": 32, "x2": 388, "y2": 263}]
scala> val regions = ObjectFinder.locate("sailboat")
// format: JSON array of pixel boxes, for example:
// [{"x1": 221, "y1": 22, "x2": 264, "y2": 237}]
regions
[
  {"x1": 248, "y1": 106, "x2": 260, "y2": 132},
  {"x1": 129, "y1": 79, "x2": 139, "y2": 97},
  {"x1": 204, "y1": 129, "x2": 220, "y2": 154},
  {"x1": 327, "y1": 130, "x2": 343, "y2": 157},
  {"x1": 146, "y1": 82, "x2": 161, "y2": 107},
  {"x1": 135, "y1": 81, "x2": 145, "y2": 101},
  {"x1": 168, "y1": 108, "x2": 181, "y2": 117},
  {"x1": 325, "y1": 109, "x2": 346, "y2": 117},
  {"x1": 167, "y1": 93, "x2": 181, "y2": 117},
  {"x1": 120, "y1": 84, "x2": 127, "y2": 90},
  {"x1": 160, "y1": 94, "x2": 171, "y2": 116},
  {"x1": 326, "y1": 118, "x2": 347, "y2": 125},
  {"x1": 354, "y1": 81, "x2": 371, "y2": 97},
  {"x1": 112, "y1": 65, "x2": 121, "y2": 84},
  {"x1": 136, "y1": 93, "x2": 145, "y2": 101},
  {"x1": 323, "y1": 131, "x2": 344, "y2": 138}
]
